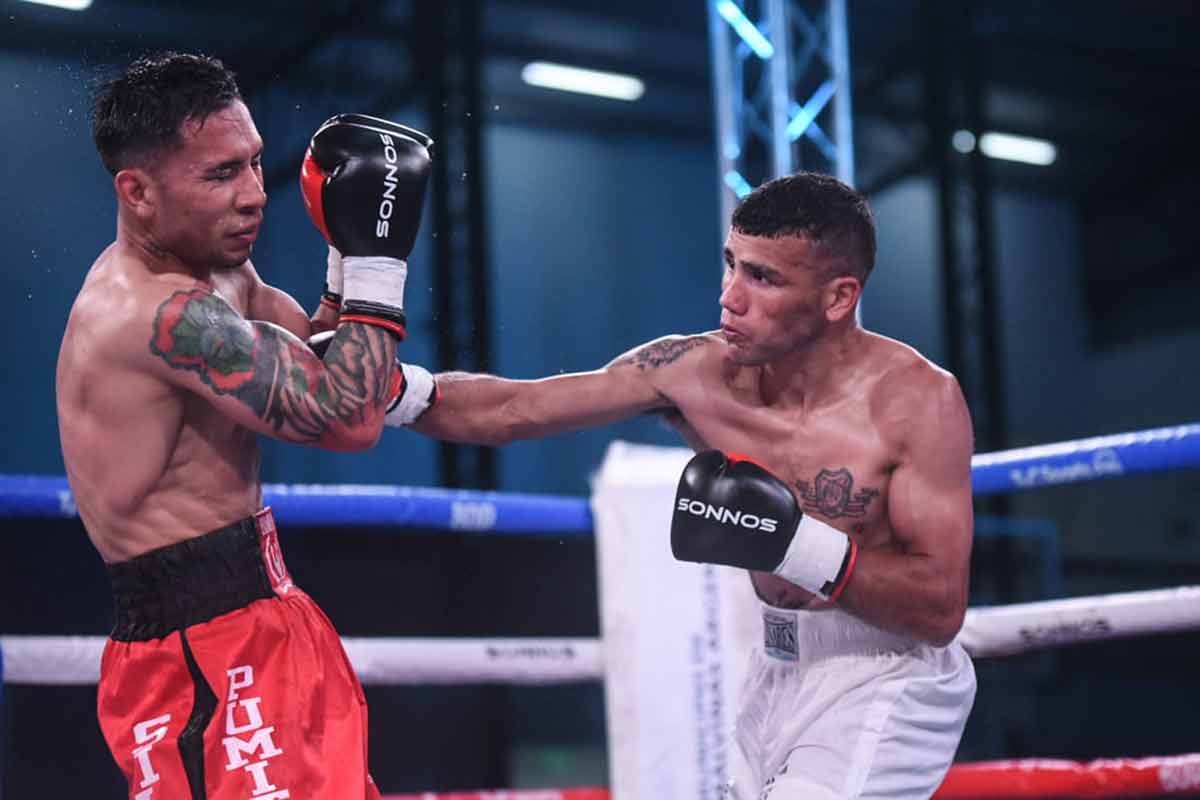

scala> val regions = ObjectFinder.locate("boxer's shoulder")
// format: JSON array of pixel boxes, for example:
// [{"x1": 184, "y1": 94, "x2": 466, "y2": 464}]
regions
[
  {"x1": 643, "y1": 331, "x2": 722, "y2": 371},
  {"x1": 68, "y1": 249, "x2": 223, "y2": 374},
  {"x1": 610, "y1": 331, "x2": 718, "y2": 377},
  {"x1": 865, "y1": 334, "x2": 969, "y2": 451},
  {"x1": 864, "y1": 332, "x2": 954, "y2": 397}
]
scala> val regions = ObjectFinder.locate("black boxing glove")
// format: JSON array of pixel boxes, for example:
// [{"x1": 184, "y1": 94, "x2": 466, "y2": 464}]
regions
[
  {"x1": 671, "y1": 451, "x2": 858, "y2": 602},
  {"x1": 301, "y1": 114, "x2": 434, "y2": 339}
]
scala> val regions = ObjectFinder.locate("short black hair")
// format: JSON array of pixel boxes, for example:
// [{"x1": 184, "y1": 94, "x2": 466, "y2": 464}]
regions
[
  {"x1": 731, "y1": 172, "x2": 876, "y2": 281},
  {"x1": 91, "y1": 52, "x2": 242, "y2": 175}
]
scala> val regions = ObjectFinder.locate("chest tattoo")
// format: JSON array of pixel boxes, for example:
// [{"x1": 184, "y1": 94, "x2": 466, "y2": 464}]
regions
[{"x1": 794, "y1": 467, "x2": 880, "y2": 519}]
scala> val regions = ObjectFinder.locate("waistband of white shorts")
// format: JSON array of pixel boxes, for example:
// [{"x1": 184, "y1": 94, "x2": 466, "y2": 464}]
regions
[{"x1": 759, "y1": 602, "x2": 920, "y2": 663}]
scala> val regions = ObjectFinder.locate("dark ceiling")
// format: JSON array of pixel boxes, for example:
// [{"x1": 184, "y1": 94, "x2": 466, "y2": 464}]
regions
[{"x1": 5, "y1": 0, "x2": 1199, "y2": 204}]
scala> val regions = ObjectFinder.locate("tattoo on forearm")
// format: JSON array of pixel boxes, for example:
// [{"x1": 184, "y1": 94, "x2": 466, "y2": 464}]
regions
[
  {"x1": 795, "y1": 468, "x2": 880, "y2": 519},
  {"x1": 150, "y1": 289, "x2": 395, "y2": 440},
  {"x1": 616, "y1": 337, "x2": 703, "y2": 371}
]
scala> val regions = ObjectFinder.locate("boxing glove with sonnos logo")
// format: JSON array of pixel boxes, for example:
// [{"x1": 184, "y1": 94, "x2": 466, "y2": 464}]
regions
[
  {"x1": 301, "y1": 113, "x2": 433, "y2": 340},
  {"x1": 670, "y1": 450, "x2": 858, "y2": 602}
]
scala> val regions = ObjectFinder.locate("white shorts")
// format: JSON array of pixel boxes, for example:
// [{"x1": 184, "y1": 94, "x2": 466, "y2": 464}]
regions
[{"x1": 726, "y1": 604, "x2": 976, "y2": 800}]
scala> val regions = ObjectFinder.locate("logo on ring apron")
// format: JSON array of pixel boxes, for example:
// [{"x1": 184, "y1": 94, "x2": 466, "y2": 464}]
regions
[
  {"x1": 763, "y1": 608, "x2": 799, "y2": 661},
  {"x1": 255, "y1": 509, "x2": 293, "y2": 593}
]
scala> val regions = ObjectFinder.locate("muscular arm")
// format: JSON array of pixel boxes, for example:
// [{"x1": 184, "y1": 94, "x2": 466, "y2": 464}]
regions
[
  {"x1": 148, "y1": 287, "x2": 396, "y2": 451},
  {"x1": 244, "y1": 262, "x2": 332, "y2": 339},
  {"x1": 410, "y1": 335, "x2": 706, "y2": 446},
  {"x1": 836, "y1": 371, "x2": 974, "y2": 646}
]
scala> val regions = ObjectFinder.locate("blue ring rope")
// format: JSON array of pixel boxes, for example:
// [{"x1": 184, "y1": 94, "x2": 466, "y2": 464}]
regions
[
  {"x1": 3, "y1": 423, "x2": 1196, "y2": 531},
  {"x1": 970, "y1": 423, "x2": 1200, "y2": 496},
  {"x1": 0, "y1": 475, "x2": 591, "y2": 533}
]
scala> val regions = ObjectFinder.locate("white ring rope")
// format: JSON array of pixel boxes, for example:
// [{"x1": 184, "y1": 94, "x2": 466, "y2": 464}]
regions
[
  {"x1": 0, "y1": 636, "x2": 605, "y2": 686},
  {"x1": 4, "y1": 586, "x2": 1198, "y2": 685},
  {"x1": 954, "y1": 585, "x2": 1200, "y2": 658}
]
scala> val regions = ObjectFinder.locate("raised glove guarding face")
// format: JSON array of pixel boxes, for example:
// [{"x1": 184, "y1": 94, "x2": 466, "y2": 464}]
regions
[
  {"x1": 300, "y1": 114, "x2": 433, "y2": 339},
  {"x1": 301, "y1": 114, "x2": 433, "y2": 261}
]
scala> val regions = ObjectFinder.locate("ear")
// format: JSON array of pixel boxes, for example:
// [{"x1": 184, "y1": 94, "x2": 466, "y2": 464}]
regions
[
  {"x1": 113, "y1": 167, "x2": 156, "y2": 220},
  {"x1": 823, "y1": 276, "x2": 862, "y2": 322}
]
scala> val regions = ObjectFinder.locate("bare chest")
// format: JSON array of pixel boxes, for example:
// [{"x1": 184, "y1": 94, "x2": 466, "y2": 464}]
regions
[{"x1": 680, "y1": 402, "x2": 895, "y2": 539}]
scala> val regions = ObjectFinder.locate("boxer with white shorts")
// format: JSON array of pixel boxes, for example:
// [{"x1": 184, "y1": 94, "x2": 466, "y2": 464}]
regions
[
  {"x1": 729, "y1": 604, "x2": 975, "y2": 798},
  {"x1": 392, "y1": 172, "x2": 977, "y2": 798}
]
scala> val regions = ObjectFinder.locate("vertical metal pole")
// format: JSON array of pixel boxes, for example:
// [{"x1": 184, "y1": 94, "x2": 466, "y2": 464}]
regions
[
  {"x1": 767, "y1": 0, "x2": 793, "y2": 177},
  {"x1": 826, "y1": 0, "x2": 861, "y2": 322},
  {"x1": 924, "y1": 0, "x2": 1012, "y2": 600},
  {"x1": 462, "y1": 0, "x2": 494, "y2": 416},
  {"x1": 420, "y1": 0, "x2": 494, "y2": 490},
  {"x1": 961, "y1": 0, "x2": 1012, "y2": 599},
  {"x1": 827, "y1": 0, "x2": 855, "y2": 186},
  {"x1": 709, "y1": 0, "x2": 739, "y2": 232},
  {"x1": 923, "y1": 0, "x2": 966, "y2": 386},
  {"x1": 963, "y1": 1, "x2": 1005, "y2": 456}
]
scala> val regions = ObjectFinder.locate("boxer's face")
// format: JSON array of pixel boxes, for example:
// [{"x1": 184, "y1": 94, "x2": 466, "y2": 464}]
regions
[
  {"x1": 719, "y1": 230, "x2": 845, "y2": 365},
  {"x1": 146, "y1": 100, "x2": 266, "y2": 271}
]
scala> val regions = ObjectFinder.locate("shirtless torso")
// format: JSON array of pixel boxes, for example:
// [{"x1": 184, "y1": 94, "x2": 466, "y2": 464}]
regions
[
  {"x1": 639, "y1": 329, "x2": 963, "y2": 612},
  {"x1": 58, "y1": 98, "x2": 390, "y2": 564},
  {"x1": 68, "y1": 53, "x2": 420, "y2": 800},
  {"x1": 412, "y1": 226, "x2": 972, "y2": 644},
  {"x1": 56, "y1": 246, "x2": 309, "y2": 562}
]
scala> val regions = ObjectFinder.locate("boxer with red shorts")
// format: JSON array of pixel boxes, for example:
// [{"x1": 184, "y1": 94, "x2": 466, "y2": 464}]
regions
[
  {"x1": 99, "y1": 510, "x2": 376, "y2": 799},
  {"x1": 57, "y1": 52, "x2": 434, "y2": 798}
]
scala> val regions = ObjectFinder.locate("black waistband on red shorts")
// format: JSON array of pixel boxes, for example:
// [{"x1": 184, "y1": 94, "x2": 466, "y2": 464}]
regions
[{"x1": 107, "y1": 512, "x2": 281, "y2": 642}]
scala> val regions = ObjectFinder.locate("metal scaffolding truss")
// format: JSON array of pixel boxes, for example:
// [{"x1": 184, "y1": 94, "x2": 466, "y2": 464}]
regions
[{"x1": 708, "y1": 0, "x2": 856, "y2": 226}]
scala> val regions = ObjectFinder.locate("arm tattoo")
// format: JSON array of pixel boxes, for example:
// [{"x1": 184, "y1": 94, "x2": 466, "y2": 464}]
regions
[
  {"x1": 150, "y1": 289, "x2": 395, "y2": 441},
  {"x1": 616, "y1": 337, "x2": 703, "y2": 371},
  {"x1": 794, "y1": 468, "x2": 881, "y2": 519}
]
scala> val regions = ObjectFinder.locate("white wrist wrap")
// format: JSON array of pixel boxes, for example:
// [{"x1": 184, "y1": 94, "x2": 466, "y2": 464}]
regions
[
  {"x1": 325, "y1": 245, "x2": 344, "y2": 296},
  {"x1": 342, "y1": 255, "x2": 407, "y2": 309},
  {"x1": 385, "y1": 363, "x2": 436, "y2": 427},
  {"x1": 773, "y1": 515, "x2": 850, "y2": 597}
]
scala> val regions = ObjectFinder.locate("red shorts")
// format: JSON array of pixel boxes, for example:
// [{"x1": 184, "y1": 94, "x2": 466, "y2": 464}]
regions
[{"x1": 98, "y1": 508, "x2": 380, "y2": 800}]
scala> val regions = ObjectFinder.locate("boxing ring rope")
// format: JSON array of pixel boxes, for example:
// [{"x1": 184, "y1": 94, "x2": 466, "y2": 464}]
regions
[
  {"x1": 2, "y1": 421, "x2": 1199, "y2": 798},
  {"x1": 374, "y1": 751, "x2": 1200, "y2": 799},
  {"x1": 3, "y1": 422, "x2": 1196, "y2": 525},
  {"x1": 4, "y1": 584, "x2": 1199, "y2": 685}
]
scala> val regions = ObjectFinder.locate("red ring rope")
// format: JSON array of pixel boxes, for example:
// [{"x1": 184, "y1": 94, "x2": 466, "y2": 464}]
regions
[
  {"x1": 934, "y1": 754, "x2": 1200, "y2": 798},
  {"x1": 382, "y1": 753, "x2": 1200, "y2": 800}
]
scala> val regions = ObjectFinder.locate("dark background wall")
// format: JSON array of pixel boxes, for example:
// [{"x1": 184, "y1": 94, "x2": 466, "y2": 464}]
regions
[{"x1": 2, "y1": 0, "x2": 1199, "y2": 796}]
